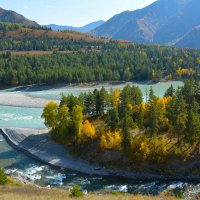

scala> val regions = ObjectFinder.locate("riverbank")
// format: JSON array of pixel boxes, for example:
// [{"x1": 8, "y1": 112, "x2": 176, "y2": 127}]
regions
[
  {"x1": 1, "y1": 127, "x2": 199, "y2": 182},
  {"x1": 0, "y1": 81, "x2": 183, "y2": 107},
  {"x1": 0, "y1": 178, "x2": 177, "y2": 200},
  {"x1": 0, "y1": 92, "x2": 59, "y2": 108}
]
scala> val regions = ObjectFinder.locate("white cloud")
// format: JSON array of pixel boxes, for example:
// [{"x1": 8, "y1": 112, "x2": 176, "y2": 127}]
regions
[{"x1": 22, "y1": 5, "x2": 29, "y2": 10}]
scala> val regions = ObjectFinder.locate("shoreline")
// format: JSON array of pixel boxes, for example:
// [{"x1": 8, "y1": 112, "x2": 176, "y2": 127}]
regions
[
  {"x1": 1, "y1": 127, "x2": 199, "y2": 182},
  {"x1": 1, "y1": 80, "x2": 182, "y2": 92},
  {"x1": 0, "y1": 92, "x2": 59, "y2": 108},
  {"x1": 0, "y1": 80, "x2": 183, "y2": 108}
]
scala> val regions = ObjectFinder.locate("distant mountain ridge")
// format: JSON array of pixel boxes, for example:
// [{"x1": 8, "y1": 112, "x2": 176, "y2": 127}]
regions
[
  {"x1": 92, "y1": 0, "x2": 200, "y2": 49},
  {"x1": 45, "y1": 20, "x2": 104, "y2": 33},
  {"x1": 0, "y1": 7, "x2": 39, "y2": 27}
]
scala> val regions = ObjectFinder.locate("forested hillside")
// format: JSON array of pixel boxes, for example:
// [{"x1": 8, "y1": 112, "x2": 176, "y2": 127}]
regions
[{"x1": 0, "y1": 23, "x2": 199, "y2": 87}]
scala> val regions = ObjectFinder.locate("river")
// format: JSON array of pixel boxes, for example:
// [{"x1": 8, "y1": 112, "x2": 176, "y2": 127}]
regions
[{"x1": 0, "y1": 81, "x2": 199, "y2": 197}]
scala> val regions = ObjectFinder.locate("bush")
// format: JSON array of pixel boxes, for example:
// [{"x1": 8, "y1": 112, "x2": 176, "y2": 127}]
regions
[
  {"x1": 70, "y1": 185, "x2": 84, "y2": 198},
  {"x1": 0, "y1": 168, "x2": 7, "y2": 185},
  {"x1": 175, "y1": 190, "x2": 184, "y2": 199}
]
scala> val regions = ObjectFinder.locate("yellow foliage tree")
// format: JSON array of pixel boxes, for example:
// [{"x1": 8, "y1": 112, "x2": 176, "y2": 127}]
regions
[
  {"x1": 79, "y1": 120, "x2": 97, "y2": 142},
  {"x1": 42, "y1": 101, "x2": 59, "y2": 129},
  {"x1": 111, "y1": 88, "x2": 121, "y2": 108},
  {"x1": 100, "y1": 131, "x2": 122, "y2": 150}
]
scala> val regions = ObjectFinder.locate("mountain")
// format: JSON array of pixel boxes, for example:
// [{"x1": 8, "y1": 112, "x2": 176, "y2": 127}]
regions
[
  {"x1": 174, "y1": 26, "x2": 200, "y2": 49},
  {"x1": 46, "y1": 20, "x2": 104, "y2": 33},
  {"x1": 0, "y1": 7, "x2": 39, "y2": 27},
  {"x1": 91, "y1": 0, "x2": 200, "y2": 49}
]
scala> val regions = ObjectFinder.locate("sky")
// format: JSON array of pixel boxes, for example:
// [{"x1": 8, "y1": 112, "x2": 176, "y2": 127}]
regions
[{"x1": 0, "y1": 0, "x2": 156, "y2": 27}]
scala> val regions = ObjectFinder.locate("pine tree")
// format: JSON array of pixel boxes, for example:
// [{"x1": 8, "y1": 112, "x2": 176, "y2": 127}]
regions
[
  {"x1": 149, "y1": 87, "x2": 156, "y2": 101},
  {"x1": 107, "y1": 108, "x2": 120, "y2": 132},
  {"x1": 164, "y1": 84, "x2": 175, "y2": 97},
  {"x1": 186, "y1": 98, "x2": 200, "y2": 144}
]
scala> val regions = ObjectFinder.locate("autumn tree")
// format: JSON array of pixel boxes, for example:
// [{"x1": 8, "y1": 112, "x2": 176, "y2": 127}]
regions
[
  {"x1": 42, "y1": 102, "x2": 58, "y2": 130},
  {"x1": 71, "y1": 105, "x2": 84, "y2": 143}
]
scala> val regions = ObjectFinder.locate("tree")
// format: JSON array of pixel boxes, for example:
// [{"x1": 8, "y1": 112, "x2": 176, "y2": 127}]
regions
[
  {"x1": 123, "y1": 68, "x2": 132, "y2": 81},
  {"x1": 82, "y1": 92, "x2": 95, "y2": 115},
  {"x1": 71, "y1": 105, "x2": 84, "y2": 143},
  {"x1": 110, "y1": 88, "x2": 121, "y2": 108},
  {"x1": 100, "y1": 131, "x2": 122, "y2": 150},
  {"x1": 164, "y1": 84, "x2": 175, "y2": 97},
  {"x1": 107, "y1": 108, "x2": 120, "y2": 132},
  {"x1": 186, "y1": 98, "x2": 200, "y2": 145},
  {"x1": 42, "y1": 102, "x2": 58, "y2": 130},
  {"x1": 149, "y1": 87, "x2": 156, "y2": 101},
  {"x1": 130, "y1": 86, "x2": 143, "y2": 105},
  {"x1": 81, "y1": 120, "x2": 96, "y2": 141},
  {"x1": 57, "y1": 104, "x2": 71, "y2": 138},
  {"x1": 174, "y1": 95, "x2": 188, "y2": 143},
  {"x1": 147, "y1": 99, "x2": 159, "y2": 135},
  {"x1": 99, "y1": 87, "x2": 110, "y2": 116},
  {"x1": 120, "y1": 85, "x2": 133, "y2": 150}
]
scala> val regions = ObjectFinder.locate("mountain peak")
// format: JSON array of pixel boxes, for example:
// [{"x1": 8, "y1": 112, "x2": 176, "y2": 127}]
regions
[
  {"x1": 0, "y1": 7, "x2": 39, "y2": 27},
  {"x1": 91, "y1": 0, "x2": 200, "y2": 49}
]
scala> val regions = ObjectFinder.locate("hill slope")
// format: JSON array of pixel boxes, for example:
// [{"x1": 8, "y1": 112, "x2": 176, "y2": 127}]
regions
[
  {"x1": 46, "y1": 20, "x2": 104, "y2": 33},
  {"x1": 91, "y1": 0, "x2": 200, "y2": 49},
  {"x1": 174, "y1": 26, "x2": 200, "y2": 49},
  {"x1": 0, "y1": 7, "x2": 39, "y2": 27}
]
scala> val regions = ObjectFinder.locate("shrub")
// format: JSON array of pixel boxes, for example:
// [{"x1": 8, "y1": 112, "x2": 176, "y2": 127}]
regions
[
  {"x1": 0, "y1": 168, "x2": 7, "y2": 185},
  {"x1": 175, "y1": 190, "x2": 184, "y2": 199},
  {"x1": 100, "y1": 131, "x2": 122, "y2": 150},
  {"x1": 70, "y1": 185, "x2": 84, "y2": 198}
]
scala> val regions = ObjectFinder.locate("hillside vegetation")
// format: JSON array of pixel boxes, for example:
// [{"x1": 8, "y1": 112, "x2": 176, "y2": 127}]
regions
[{"x1": 0, "y1": 23, "x2": 200, "y2": 87}]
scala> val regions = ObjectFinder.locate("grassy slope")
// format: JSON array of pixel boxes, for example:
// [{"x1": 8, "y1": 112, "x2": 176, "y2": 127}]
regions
[
  {"x1": 0, "y1": 178, "x2": 176, "y2": 200},
  {"x1": 3, "y1": 27, "x2": 108, "y2": 42}
]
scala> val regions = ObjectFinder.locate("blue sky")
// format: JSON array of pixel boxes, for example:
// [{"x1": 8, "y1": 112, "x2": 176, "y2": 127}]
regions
[{"x1": 0, "y1": 0, "x2": 156, "y2": 26}]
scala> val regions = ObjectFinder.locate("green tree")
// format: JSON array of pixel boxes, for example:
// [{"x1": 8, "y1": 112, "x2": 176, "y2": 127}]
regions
[
  {"x1": 130, "y1": 86, "x2": 143, "y2": 105},
  {"x1": 164, "y1": 84, "x2": 175, "y2": 97},
  {"x1": 147, "y1": 99, "x2": 159, "y2": 135},
  {"x1": 186, "y1": 98, "x2": 200, "y2": 145},
  {"x1": 149, "y1": 87, "x2": 156, "y2": 101},
  {"x1": 107, "y1": 108, "x2": 120, "y2": 132},
  {"x1": 174, "y1": 95, "x2": 188, "y2": 143}
]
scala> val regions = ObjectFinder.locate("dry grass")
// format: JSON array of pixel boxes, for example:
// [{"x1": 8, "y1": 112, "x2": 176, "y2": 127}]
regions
[
  {"x1": 6, "y1": 28, "x2": 108, "y2": 43},
  {"x1": 9, "y1": 50, "x2": 73, "y2": 58},
  {"x1": 0, "y1": 178, "x2": 176, "y2": 200}
]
